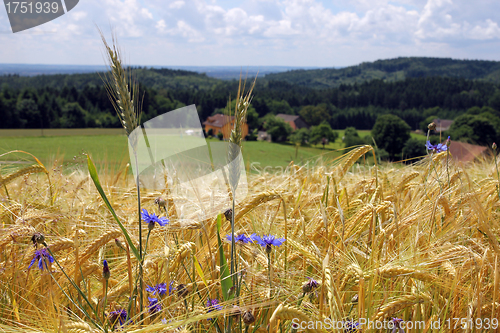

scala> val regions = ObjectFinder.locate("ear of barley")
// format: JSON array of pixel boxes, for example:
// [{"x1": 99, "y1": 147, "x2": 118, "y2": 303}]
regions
[
  {"x1": 0, "y1": 226, "x2": 35, "y2": 252},
  {"x1": 69, "y1": 262, "x2": 100, "y2": 286},
  {"x1": 170, "y1": 242, "x2": 195, "y2": 272},
  {"x1": 64, "y1": 321, "x2": 92, "y2": 332},
  {"x1": 397, "y1": 171, "x2": 420, "y2": 190},
  {"x1": 227, "y1": 76, "x2": 256, "y2": 192},
  {"x1": 270, "y1": 304, "x2": 322, "y2": 333},
  {"x1": 234, "y1": 191, "x2": 283, "y2": 221},
  {"x1": 79, "y1": 229, "x2": 122, "y2": 264},
  {"x1": 98, "y1": 31, "x2": 140, "y2": 142},
  {"x1": 437, "y1": 195, "x2": 451, "y2": 216},
  {"x1": 287, "y1": 239, "x2": 321, "y2": 266},
  {"x1": 339, "y1": 145, "x2": 373, "y2": 179},
  {"x1": 372, "y1": 293, "x2": 431, "y2": 322},
  {"x1": 0, "y1": 165, "x2": 47, "y2": 188},
  {"x1": 378, "y1": 265, "x2": 437, "y2": 283}
]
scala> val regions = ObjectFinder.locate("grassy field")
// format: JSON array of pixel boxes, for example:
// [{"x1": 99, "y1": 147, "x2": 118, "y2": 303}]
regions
[
  {"x1": 0, "y1": 128, "x2": 126, "y2": 137},
  {"x1": 0, "y1": 133, "x2": 131, "y2": 171},
  {"x1": 0, "y1": 128, "x2": 422, "y2": 173},
  {"x1": 0, "y1": 129, "x2": 359, "y2": 172}
]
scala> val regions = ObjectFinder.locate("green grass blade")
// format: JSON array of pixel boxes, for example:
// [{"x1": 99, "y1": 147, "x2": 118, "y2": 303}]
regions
[
  {"x1": 87, "y1": 154, "x2": 140, "y2": 260},
  {"x1": 217, "y1": 214, "x2": 233, "y2": 301},
  {"x1": 193, "y1": 255, "x2": 208, "y2": 288}
]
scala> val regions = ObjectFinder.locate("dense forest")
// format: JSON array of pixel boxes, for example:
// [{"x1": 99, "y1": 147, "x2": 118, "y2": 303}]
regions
[
  {"x1": 266, "y1": 57, "x2": 500, "y2": 88},
  {"x1": 1, "y1": 57, "x2": 500, "y2": 135}
]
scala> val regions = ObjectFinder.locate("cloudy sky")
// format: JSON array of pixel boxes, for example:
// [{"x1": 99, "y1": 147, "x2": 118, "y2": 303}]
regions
[{"x1": 1, "y1": 0, "x2": 500, "y2": 67}]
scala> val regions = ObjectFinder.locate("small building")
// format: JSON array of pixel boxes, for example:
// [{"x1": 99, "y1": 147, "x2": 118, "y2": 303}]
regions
[
  {"x1": 203, "y1": 114, "x2": 248, "y2": 140},
  {"x1": 432, "y1": 119, "x2": 454, "y2": 132},
  {"x1": 257, "y1": 131, "x2": 271, "y2": 142},
  {"x1": 276, "y1": 114, "x2": 309, "y2": 130},
  {"x1": 448, "y1": 141, "x2": 488, "y2": 163}
]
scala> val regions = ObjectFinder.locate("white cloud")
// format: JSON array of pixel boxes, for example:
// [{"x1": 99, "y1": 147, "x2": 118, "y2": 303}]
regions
[
  {"x1": 170, "y1": 1, "x2": 186, "y2": 9},
  {"x1": 102, "y1": 0, "x2": 155, "y2": 37},
  {"x1": 467, "y1": 19, "x2": 500, "y2": 40},
  {"x1": 156, "y1": 19, "x2": 167, "y2": 33},
  {"x1": 164, "y1": 20, "x2": 205, "y2": 42},
  {"x1": 415, "y1": 0, "x2": 500, "y2": 42},
  {"x1": 264, "y1": 19, "x2": 297, "y2": 37},
  {"x1": 70, "y1": 11, "x2": 88, "y2": 21},
  {"x1": 1, "y1": 0, "x2": 500, "y2": 66}
]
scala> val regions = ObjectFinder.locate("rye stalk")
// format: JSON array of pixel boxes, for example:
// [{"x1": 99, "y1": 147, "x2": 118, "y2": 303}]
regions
[
  {"x1": 98, "y1": 30, "x2": 144, "y2": 320},
  {"x1": 227, "y1": 77, "x2": 256, "y2": 284}
]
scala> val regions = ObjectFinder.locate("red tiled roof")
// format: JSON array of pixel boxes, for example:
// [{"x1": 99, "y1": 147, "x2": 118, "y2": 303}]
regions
[
  {"x1": 432, "y1": 119, "x2": 454, "y2": 131},
  {"x1": 276, "y1": 114, "x2": 300, "y2": 122},
  {"x1": 448, "y1": 141, "x2": 488, "y2": 162},
  {"x1": 202, "y1": 114, "x2": 234, "y2": 128}
]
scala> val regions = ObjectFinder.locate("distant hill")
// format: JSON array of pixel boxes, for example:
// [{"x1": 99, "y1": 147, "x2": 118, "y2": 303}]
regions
[
  {"x1": 0, "y1": 64, "x2": 321, "y2": 80},
  {"x1": 264, "y1": 57, "x2": 500, "y2": 89},
  {"x1": 0, "y1": 64, "x2": 108, "y2": 76},
  {"x1": 0, "y1": 67, "x2": 220, "y2": 91}
]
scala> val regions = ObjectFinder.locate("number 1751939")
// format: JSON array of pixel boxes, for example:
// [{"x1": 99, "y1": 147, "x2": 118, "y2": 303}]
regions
[
  {"x1": 445, "y1": 318, "x2": 498, "y2": 330},
  {"x1": 5, "y1": 2, "x2": 59, "y2": 14}
]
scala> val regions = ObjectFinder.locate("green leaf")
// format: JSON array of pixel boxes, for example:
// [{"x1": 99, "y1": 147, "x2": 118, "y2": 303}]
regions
[
  {"x1": 193, "y1": 255, "x2": 208, "y2": 288},
  {"x1": 217, "y1": 214, "x2": 233, "y2": 301},
  {"x1": 87, "y1": 154, "x2": 140, "y2": 261}
]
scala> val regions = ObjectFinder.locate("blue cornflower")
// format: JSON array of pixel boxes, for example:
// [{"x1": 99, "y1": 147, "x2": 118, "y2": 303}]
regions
[
  {"x1": 390, "y1": 318, "x2": 404, "y2": 333},
  {"x1": 226, "y1": 233, "x2": 252, "y2": 244},
  {"x1": 148, "y1": 297, "x2": 162, "y2": 315},
  {"x1": 206, "y1": 298, "x2": 222, "y2": 321},
  {"x1": 343, "y1": 320, "x2": 360, "y2": 332},
  {"x1": 426, "y1": 138, "x2": 449, "y2": 153},
  {"x1": 146, "y1": 281, "x2": 174, "y2": 296},
  {"x1": 425, "y1": 141, "x2": 434, "y2": 150},
  {"x1": 28, "y1": 248, "x2": 54, "y2": 270},
  {"x1": 206, "y1": 298, "x2": 222, "y2": 312},
  {"x1": 251, "y1": 234, "x2": 285, "y2": 253},
  {"x1": 109, "y1": 309, "x2": 128, "y2": 326},
  {"x1": 141, "y1": 209, "x2": 169, "y2": 230}
]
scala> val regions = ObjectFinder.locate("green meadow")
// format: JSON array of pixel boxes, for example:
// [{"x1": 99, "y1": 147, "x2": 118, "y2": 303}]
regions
[
  {"x1": 0, "y1": 129, "x2": 427, "y2": 173},
  {"x1": 0, "y1": 129, "x2": 355, "y2": 171}
]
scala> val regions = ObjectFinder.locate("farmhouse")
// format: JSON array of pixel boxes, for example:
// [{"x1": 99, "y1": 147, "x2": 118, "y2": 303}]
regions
[
  {"x1": 276, "y1": 114, "x2": 309, "y2": 130},
  {"x1": 448, "y1": 141, "x2": 488, "y2": 163},
  {"x1": 203, "y1": 114, "x2": 248, "y2": 140},
  {"x1": 432, "y1": 118, "x2": 454, "y2": 132}
]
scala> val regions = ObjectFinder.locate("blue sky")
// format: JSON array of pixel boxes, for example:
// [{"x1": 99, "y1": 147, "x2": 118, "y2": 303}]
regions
[{"x1": 1, "y1": 0, "x2": 500, "y2": 67}]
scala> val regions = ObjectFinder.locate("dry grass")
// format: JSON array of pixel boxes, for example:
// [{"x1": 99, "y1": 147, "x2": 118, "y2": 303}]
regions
[{"x1": 0, "y1": 147, "x2": 499, "y2": 332}]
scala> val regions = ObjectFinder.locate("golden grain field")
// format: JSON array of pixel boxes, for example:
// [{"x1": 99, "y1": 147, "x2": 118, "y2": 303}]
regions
[{"x1": 0, "y1": 145, "x2": 499, "y2": 333}]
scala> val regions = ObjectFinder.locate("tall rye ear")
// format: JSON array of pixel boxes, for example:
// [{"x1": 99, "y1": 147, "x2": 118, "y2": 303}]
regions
[
  {"x1": 227, "y1": 74, "x2": 257, "y2": 192},
  {"x1": 97, "y1": 28, "x2": 141, "y2": 144}
]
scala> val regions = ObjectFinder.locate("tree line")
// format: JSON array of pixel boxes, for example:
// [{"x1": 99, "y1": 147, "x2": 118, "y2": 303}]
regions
[{"x1": 1, "y1": 69, "x2": 500, "y2": 134}]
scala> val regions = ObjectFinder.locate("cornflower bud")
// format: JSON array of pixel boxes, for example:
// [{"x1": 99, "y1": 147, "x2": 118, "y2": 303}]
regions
[
  {"x1": 31, "y1": 232, "x2": 45, "y2": 247},
  {"x1": 154, "y1": 197, "x2": 167, "y2": 209},
  {"x1": 230, "y1": 305, "x2": 242, "y2": 320},
  {"x1": 114, "y1": 238, "x2": 126, "y2": 251},
  {"x1": 224, "y1": 208, "x2": 233, "y2": 221},
  {"x1": 302, "y1": 277, "x2": 319, "y2": 293},
  {"x1": 176, "y1": 284, "x2": 188, "y2": 298},
  {"x1": 103, "y1": 260, "x2": 110, "y2": 280},
  {"x1": 242, "y1": 310, "x2": 255, "y2": 326}
]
